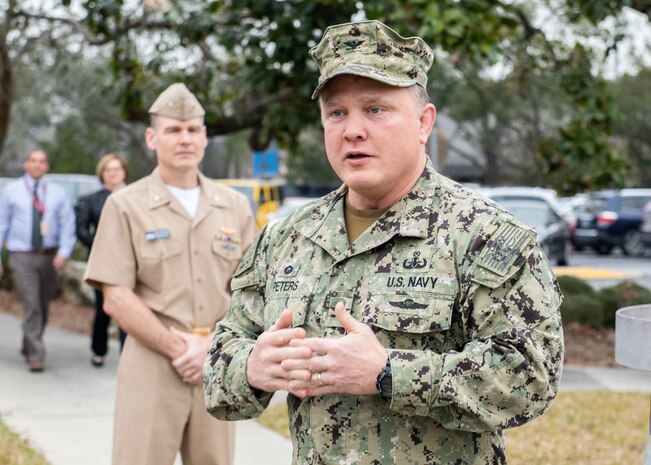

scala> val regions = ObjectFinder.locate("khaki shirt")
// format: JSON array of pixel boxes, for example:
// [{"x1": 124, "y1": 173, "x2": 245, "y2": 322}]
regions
[
  {"x1": 85, "y1": 167, "x2": 256, "y2": 330},
  {"x1": 204, "y1": 159, "x2": 564, "y2": 465}
]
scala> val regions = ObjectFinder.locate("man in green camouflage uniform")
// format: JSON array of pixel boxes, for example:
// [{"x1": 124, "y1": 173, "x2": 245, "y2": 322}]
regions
[{"x1": 204, "y1": 20, "x2": 563, "y2": 465}]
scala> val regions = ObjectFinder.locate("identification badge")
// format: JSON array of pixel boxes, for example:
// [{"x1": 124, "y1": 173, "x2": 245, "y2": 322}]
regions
[
  {"x1": 40, "y1": 221, "x2": 49, "y2": 236},
  {"x1": 145, "y1": 229, "x2": 171, "y2": 241}
]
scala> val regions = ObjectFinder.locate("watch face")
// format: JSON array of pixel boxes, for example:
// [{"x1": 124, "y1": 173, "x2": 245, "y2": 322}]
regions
[{"x1": 380, "y1": 374, "x2": 392, "y2": 394}]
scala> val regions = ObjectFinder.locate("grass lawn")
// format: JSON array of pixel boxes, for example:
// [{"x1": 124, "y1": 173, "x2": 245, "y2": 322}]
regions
[
  {"x1": 0, "y1": 419, "x2": 50, "y2": 465},
  {"x1": 259, "y1": 391, "x2": 649, "y2": 465}
]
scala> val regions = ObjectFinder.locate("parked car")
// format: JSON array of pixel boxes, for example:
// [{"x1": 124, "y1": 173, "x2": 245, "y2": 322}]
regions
[
  {"x1": 491, "y1": 198, "x2": 571, "y2": 266},
  {"x1": 572, "y1": 190, "x2": 617, "y2": 253},
  {"x1": 575, "y1": 188, "x2": 651, "y2": 256},
  {"x1": 45, "y1": 173, "x2": 102, "y2": 203},
  {"x1": 639, "y1": 200, "x2": 651, "y2": 253},
  {"x1": 481, "y1": 186, "x2": 575, "y2": 227}
]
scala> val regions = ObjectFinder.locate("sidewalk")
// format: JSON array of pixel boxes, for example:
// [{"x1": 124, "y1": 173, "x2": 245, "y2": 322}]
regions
[
  {"x1": 0, "y1": 314, "x2": 291, "y2": 465},
  {"x1": 2, "y1": 312, "x2": 651, "y2": 465}
]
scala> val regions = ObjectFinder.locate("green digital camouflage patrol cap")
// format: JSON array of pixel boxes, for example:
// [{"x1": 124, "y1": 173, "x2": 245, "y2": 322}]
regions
[
  {"x1": 309, "y1": 20, "x2": 433, "y2": 99},
  {"x1": 148, "y1": 83, "x2": 205, "y2": 120}
]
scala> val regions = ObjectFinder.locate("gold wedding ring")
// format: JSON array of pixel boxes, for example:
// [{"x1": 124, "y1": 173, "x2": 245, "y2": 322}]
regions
[{"x1": 317, "y1": 372, "x2": 325, "y2": 386}]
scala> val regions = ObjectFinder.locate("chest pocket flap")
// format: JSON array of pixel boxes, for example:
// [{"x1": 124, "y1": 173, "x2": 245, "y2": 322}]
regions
[{"x1": 362, "y1": 273, "x2": 457, "y2": 334}]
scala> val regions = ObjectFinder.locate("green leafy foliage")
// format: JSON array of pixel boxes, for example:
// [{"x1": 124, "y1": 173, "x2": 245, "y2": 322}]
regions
[
  {"x1": 557, "y1": 275, "x2": 596, "y2": 295},
  {"x1": 556, "y1": 276, "x2": 604, "y2": 327},
  {"x1": 561, "y1": 293, "x2": 605, "y2": 328},
  {"x1": 2, "y1": 0, "x2": 647, "y2": 187},
  {"x1": 598, "y1": 280, "x2": 651, "y2": 328},
  {"x1": 556, "y1": 276, "x2": 651, "y2": 329},
  {"x1": 537, "y1": 45, "x2": 629, "y2": 194}
]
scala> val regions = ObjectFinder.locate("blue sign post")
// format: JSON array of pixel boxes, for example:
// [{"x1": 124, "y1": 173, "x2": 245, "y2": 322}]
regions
[{"x1": 252, "y1": 148, "x2": 280, "y2": 178}]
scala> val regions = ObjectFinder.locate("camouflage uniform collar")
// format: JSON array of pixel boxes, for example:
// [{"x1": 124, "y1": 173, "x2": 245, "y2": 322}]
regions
[
  {"x1": 375, "y1": 158, "x2": 437, "y2": 240},
  {"x1": 294, "y1": 158, "x2": 437, "y2": 253}
]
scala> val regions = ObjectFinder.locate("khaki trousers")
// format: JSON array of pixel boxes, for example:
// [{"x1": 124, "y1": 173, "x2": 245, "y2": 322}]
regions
[
  {"x1": 113, "y1": 336, "x2": 234, "y2": 465},
  {"x1": 8, "y1": 251, "x2": 57, "y2": 363}
]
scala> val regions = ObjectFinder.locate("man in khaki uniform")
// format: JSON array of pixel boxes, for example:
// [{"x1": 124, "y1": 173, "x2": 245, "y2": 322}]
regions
[{"x1": 85, "y1": 83, "x2": 256, "y2": 465}]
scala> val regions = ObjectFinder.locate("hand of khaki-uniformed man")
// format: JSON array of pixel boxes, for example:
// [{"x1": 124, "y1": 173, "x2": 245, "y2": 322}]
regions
[
  {"x1": 170, "y1": 327, "x2": 212, "y2": 385},
  {"x1": 246, "y1": 308, "x2": 312, "y2": 395},
  {"x1": 283, "y1": 302, "x2": 388, "y2": 398}
]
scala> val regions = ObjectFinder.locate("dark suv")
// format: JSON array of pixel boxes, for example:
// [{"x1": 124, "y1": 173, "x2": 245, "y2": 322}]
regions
[{"x1": 575, "y1": 189, "x2": 651, "y2": 256}]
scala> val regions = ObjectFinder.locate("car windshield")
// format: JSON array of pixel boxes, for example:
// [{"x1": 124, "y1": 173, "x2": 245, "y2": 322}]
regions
[{"x1": 499, "y1": 201, "x2": 549, "y2": 230}]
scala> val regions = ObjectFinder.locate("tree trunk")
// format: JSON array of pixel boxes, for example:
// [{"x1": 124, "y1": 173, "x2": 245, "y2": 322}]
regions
[
  {"x1": 0, "y1": 38, "x2": 12, "y2": 156},
  {"x1": 0, "y1": 2, "x2": 14, "y2": 157}
]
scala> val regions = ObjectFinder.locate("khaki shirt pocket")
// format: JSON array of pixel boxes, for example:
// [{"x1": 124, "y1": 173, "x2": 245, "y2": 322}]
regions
[
  {"x1": 138, "y1": 238, "x2": 183, "y2": 293},
  {"x1": 212, "y1": 237, "x2": 244, "y2": 262}
]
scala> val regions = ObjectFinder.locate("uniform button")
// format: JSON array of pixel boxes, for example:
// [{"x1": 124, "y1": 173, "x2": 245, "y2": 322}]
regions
[
  {"x1": 193, "y1": 250, "x2": 198, "y2": 255},
  {"x1": 197, "y1": 277, "x2": 202, "y2": 283},
  {"x1": 153, "y1": 195, "x2": 160, "y2": 201},
  {"x1": 284, "y1": 265, "x2": 293, "y2": 275}
]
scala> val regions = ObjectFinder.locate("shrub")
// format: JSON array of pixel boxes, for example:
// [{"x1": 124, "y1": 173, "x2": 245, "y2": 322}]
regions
[
  {"x1": 556, "y1": 275, "x2": 595, "y2": 297},
  {"x1": 556, "y1": 275, "x2": 604, "y2": 327},
  {"x1": 598, "y1": 280, "x2": 651, "y2": 328},
  {"x1": 560, "y1": 293, "x2": 605, "y2": 328}
]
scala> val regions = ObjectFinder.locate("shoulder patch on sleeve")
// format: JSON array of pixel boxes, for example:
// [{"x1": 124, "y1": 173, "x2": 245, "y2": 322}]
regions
[{"x1": 476, "y1": 221, "x2": 536, "y2": 276}]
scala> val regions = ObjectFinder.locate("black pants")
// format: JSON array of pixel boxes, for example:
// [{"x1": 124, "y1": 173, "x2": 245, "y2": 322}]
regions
[{"x1": 91, "y1": 288, "x2": 126, "y2": 356}]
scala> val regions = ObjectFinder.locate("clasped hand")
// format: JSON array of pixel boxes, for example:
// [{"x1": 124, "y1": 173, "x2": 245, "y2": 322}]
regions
[
  {"x1": 246, "y1": 302, "x2": 388, "y2": 398},
  {"x1": 171, "y1": 327, "x2": 211, "y2": 385}
]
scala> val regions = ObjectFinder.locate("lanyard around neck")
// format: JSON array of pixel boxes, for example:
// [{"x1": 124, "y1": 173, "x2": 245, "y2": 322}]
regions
[{"x1": 24, "y1": 176, "x2": 46, "y2": 214}]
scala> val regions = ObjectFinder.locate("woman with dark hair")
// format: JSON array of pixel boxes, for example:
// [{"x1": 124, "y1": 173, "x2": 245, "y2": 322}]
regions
[{"x1": 75, "y1": 153, "x2": 129, "y2": 367}]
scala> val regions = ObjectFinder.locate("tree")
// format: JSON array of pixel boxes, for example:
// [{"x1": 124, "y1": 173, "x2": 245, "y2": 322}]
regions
[
  {"x1": 610, "y1": 67, "x2": 651, "y2": 186},
  {"x1": 2, "y1": 1, "x2": 649, "y2": 190}
]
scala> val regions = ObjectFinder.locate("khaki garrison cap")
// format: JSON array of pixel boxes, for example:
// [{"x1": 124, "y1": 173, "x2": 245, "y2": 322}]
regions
[
  {"x1": 309, "y1": 20, "x2": 433, "y2": 99},
  {"x1": 148, "y1": 83, "x2": 205, "y2": 120}
]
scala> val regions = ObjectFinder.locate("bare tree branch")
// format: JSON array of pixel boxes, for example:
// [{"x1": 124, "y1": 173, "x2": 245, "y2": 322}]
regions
[{"x1": 14, "y1": 10, "x2": 175, "y2": 45}]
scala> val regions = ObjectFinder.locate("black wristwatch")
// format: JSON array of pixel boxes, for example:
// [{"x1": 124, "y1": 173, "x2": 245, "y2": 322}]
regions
[{"x1": 375, "y1": 358, "x2": 392, "y2": 399}]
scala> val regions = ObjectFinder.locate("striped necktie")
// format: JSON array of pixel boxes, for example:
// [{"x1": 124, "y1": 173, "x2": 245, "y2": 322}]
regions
[{"x1": 31, "y1": 181, "x2": 43, "y2": 250}]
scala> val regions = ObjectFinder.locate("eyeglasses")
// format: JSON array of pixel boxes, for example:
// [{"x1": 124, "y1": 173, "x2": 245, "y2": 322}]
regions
[{"x1": 103, "y1": 166, "x2": 124, "y2": 173}]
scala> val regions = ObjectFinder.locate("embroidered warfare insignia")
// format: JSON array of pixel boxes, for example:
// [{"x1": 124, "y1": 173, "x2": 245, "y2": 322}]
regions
[
  {"x1": 389, "y1": 298, "x2": 429, "y2": 310},
  {"x1": 476, "y1": 222, "x2": 535, "y2": 276},
  {"x1": 403, "y1": 251, "x2": 428, "y2": 270}
]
